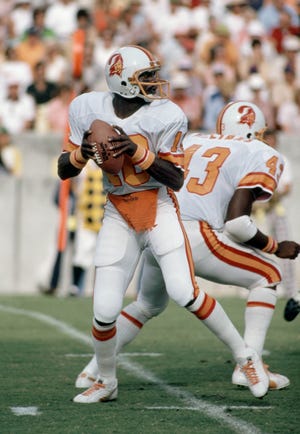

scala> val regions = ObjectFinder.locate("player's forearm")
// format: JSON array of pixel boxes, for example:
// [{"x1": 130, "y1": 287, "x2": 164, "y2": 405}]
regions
[
  {"x1": 147, "y1": 158, "x2": 184, "y2": 191},
  {"x1": 57, "y1": 152, "x2": 82, "y2": 180}
]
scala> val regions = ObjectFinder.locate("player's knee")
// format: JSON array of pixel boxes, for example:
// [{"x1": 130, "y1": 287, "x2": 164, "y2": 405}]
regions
[
  {"x1": 94, "y1": 294, "x2": 123, "y2": 324},
  {"x1": 136, "y1": 298, "x2": 168, "y2": 318}
]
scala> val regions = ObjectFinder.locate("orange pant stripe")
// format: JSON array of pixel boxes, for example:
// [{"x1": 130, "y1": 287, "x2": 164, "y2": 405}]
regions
[
  {"x1": 200, "y1": 222, "x2": 281, "y2": 284},
  {"x1": 168, "y1": 189, "x2": 200, "y2": 299}
]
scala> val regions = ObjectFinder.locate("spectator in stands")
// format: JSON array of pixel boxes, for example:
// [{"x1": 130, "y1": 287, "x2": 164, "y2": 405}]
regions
[
  {"x1": 277, "y1": 87, "x2": 300, "y2": 133},
  {"x1": 44, "y1": 42, "x2": 70, "y2": 85},
  {"x1": 271, "y1": 64, "x2": 298, "y2": 122},
  {"x1": 0, "y1": 126, "x2": 22, "y2": 176},
  {"x1": 0, "y1": 45, "x2": 32, "y2": 100},
  {"x1": 26, "y1": 61, "x2": 58, "y2": 106},
  {"x1": 26, "y1": 60, "x2": 59, "y2": 133},
  {"x1": 238, "y1": 19, "x2": 276, "y2": 82},
  {"x1": 45, "y1": 83, "x2": 74, "y2": 133},
  {"x1": 198, "y1": 22, "x2": 239, "y2": 74},
  {"x1": 9, "y1": 0, "x2": 33, "y2": 41},
  {"x1": 202, "y1": 65, "x2": 234, "y2": 131},
  {"x1": 280, "y1": 35, "x2": 300, "y2": 86},
  {"x1": 44, "y1": 0, "x2": 79, "y2": 43},
  {"x1": 270, "y1": 9, "x2": 300, "y2": 54},
  {"x1": 0, "y1": 78, "x2": 35, "y2": 135},
  {"x1": 170, "y1": 71, "x2": 202, "y2": 131},
  {"x1": 258, "y1": 0, "x2": 299, "y2": 34},
  {"x1": 223, "y1": 0, "x2": 253, "y2": 46},
  {"x1": 15, "y1": 26, "x2": 46, "y2": 72},
  {"x1": 22, "y1": 7, "x2": 56, "y2": 42},
  {"x1": 248, "y1": 73, "x2": 276, "y2": 128}
]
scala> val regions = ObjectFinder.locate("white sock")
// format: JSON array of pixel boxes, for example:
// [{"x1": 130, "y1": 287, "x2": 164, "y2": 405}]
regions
[
  {"x1": 244, "y1": 287, "x2": 277, "y2": 356},
  {"x1": 187, "y1": 292, "x2": 247, "y2": 361},
  {"x1": 82, "y1": 302, "x2": 150, "y2": 379},
  {"x1": 116, "y1": 301, "x2": 149, "y2": 353},
  {"x1": 92, "y1": 322, "x2": 117, "y2": 382}
]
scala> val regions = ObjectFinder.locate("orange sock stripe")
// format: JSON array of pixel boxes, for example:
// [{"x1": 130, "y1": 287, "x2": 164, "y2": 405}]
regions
[
  {"x1": 193, "y1": 293, "x2": 216, "y2": 320},
  {"x1": 200, "y1": 221, "x2": 281, "y2": 284},
  {"x1": 120, "y1": 311, "x2": 143, "y2": 329},
  {"x1": 247, "y1": 301, "x2": 275, "y2": 309},
  {"x1": 92, "y1": 325, "x2": 116, "y2": 341}
]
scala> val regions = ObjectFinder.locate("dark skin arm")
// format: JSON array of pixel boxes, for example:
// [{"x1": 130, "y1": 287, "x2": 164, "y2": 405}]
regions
[
  {"x1": 58, "y1": 131, "x2": 95, "y2": 180},
  {"x1": 108, "y1": 125, "x2": 184, "y2": 191},
  {"x1": 58, "y1": 127, "x2": 184, "y2": 191},
  {"x1": 226, "y1": 188, "x2": 300, "y2": 259}
]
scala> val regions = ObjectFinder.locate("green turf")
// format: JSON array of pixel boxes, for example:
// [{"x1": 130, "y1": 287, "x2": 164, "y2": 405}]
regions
[{"x1": 0, "y1": 295, "x2": 299, "y2": 434}]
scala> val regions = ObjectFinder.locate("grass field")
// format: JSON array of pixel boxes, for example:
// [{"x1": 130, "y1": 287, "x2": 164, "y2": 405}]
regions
[{"x1": 0, "y1": 294, "x2": 299, "y2": 434}]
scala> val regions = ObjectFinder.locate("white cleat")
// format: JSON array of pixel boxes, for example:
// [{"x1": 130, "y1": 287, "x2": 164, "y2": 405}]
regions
[
  {"x1": 232, "y1": 364, "x2": 290, "y2": 390},
  {"x1": 73, "y1": 379, "x2": 118, "y2": 403},
  {"x1": 75, "y1": 372, "x2": 97, "y2": 388},
  {"x1": 236, "y1": 349, "x2": 269, "y2": 398}
]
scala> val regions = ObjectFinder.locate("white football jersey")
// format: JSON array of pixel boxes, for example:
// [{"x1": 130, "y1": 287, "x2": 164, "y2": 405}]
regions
[
  {"x1": 68, "y1": 91, "x2": 187, "y2": 195},
  {"x1": 177, "y1": 133, "x2": 284, "y2": 230}
]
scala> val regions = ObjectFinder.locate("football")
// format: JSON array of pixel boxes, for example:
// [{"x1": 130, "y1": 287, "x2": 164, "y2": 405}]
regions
[{"x1": 88, "y1": 119, "x2": 124, "y2": 175}]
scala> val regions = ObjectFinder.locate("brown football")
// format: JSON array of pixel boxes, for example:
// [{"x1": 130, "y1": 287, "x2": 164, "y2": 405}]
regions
[{"x1": 88, "y1": 119, "x2": 124, "y2": 175}]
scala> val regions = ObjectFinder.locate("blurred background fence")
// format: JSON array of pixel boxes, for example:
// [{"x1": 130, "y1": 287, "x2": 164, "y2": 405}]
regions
[{"x1": 1, "y1": 131, "x2": 299, "y2": 296}]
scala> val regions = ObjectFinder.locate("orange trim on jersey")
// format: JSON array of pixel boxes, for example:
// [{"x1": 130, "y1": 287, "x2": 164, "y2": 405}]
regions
[
  {"x1": 92, "y1": 325, "x2": 116, "y2": 341},
  {"x1": 121, "y1": 311, "x2": 143, "y2": 329},
  {"x1": 168, "y1": 189, "x2": 199, "y2": 298},
  {"x1": 158, "y1": 151, "x2": 184, "y2": 169},
  {"x1": 200, "y1": 221, "x2": 281, "y2": 284},
  {"x1": 192, "y1": 292, "x2": 216, "y2": 320},
  {"x1": 238, "y1": 172, "x2": 277, "y2": 193},
  {"x1": 247, "y1": 301, "x2": 275, "y2": 309}
]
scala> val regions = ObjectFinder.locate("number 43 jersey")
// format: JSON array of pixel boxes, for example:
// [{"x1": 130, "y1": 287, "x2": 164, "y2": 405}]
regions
[{"x1": 177, "y1": 133, "x2": 284, "y2": 230}]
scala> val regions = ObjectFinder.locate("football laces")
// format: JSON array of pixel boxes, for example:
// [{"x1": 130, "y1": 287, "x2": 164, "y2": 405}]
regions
[{"x1": 92, "y1": 143, "x2": 104, "y2": 165}]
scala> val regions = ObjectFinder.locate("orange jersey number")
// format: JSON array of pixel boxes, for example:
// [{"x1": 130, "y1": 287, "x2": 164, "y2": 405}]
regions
[{"x1": 185, "y1": 145, "x2": 231, "y2": 195}]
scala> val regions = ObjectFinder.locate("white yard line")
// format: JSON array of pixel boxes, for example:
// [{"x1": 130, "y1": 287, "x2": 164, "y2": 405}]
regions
[{"x1": 1, "y1": 304, "x2": 265, "y2": 433}]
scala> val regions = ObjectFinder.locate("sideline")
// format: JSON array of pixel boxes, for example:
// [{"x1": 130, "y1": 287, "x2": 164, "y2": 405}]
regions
[{"x1": 1, "y1": 304, "x2": 264, "y2": 434}]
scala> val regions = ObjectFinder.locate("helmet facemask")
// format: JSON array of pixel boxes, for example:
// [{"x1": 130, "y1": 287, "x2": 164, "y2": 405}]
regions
[{"x1": 130, "y1": 67, "x2": 170, "y2": 101}]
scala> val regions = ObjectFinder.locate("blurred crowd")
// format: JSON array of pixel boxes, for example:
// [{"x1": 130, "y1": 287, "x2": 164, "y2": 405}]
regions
[{"x1": 0, "y1": 0, "x2": 300, "y2": 135}]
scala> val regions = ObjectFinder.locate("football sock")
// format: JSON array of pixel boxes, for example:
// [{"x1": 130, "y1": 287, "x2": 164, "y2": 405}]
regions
[{"x1": 244, "y1": 287, "x2": 277, "y2": 356}]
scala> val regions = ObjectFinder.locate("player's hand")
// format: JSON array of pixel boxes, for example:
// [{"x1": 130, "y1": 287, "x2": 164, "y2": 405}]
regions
[
  {"x1": 275, "y1": 241, "x2": 300, "y2": 259},
  {"x1": 80, "y1": 130, "x2": 95, "y2": 160},
  {"x1": 108, "y1": 125, "x2": 138, "y2": 157}
]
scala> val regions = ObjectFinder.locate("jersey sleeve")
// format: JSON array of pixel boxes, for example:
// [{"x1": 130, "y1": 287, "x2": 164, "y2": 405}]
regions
[
  {"x1": 156, "y1": 103, "x2": 187, "y2": 170},
  {"x1": 237, "y1": 146, "x2": 285, "y2": 201},
  {"x1": 68, "y1": 94, "x2": 86, "y2": 147}
]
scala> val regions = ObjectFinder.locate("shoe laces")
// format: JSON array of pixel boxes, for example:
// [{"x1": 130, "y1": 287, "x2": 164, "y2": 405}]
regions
[
  {"x1": 241, "y1": 357, "x2": 259, "y2": 386},
  {"x1": 82, "y1": 380, "x2": 104, "y2": 396}
]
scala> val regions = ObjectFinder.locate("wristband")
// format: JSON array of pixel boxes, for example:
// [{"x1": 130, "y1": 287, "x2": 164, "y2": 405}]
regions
[
  {"x1": 70, "y1": 147, "x2": 88, "y2": 169},
  {"x1": 262, "y1": 236, "x2": 278, "y2": 254},
  {"x1": 131, "y1": 145, "x2": 155, "y2": 170}
]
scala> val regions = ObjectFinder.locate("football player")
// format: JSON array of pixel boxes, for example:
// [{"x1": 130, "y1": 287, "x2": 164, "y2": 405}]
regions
[
  {"x1": 58, "y1": 46, "x2": 269, "y2": 403},
  {"x1": 75, "y1": 101, "x2": 300, "y2": 395}
]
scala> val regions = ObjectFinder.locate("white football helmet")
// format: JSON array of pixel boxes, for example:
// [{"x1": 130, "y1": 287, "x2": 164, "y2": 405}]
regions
[
  {"x1": 216, "y1": 101, "x2": 266, "y2": 139},
  {"x1": 105, "y1": 45, "x2": 170, "y2": 101}
]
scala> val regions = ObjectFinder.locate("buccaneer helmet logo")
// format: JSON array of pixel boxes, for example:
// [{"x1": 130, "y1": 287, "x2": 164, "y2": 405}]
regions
[
  {"x1": 238, "y1": 105, "x2": 255, "y2": 128},
  {"x1": 108, "y1": 53, "x2": 123, "y2": 77}
]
